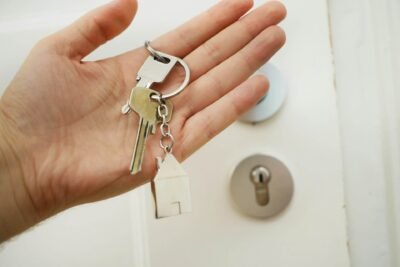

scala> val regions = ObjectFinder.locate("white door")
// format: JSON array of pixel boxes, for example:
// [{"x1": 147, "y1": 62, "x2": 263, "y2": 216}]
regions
[
  {"x1": 3, "y1": 0, "x2": 395, "y2": 266},
  {"x1": 144, "y1": 0, "x2": 349, "y2": 266}
]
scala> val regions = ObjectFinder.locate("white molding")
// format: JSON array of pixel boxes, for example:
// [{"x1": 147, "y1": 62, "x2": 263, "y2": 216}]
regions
[
  {"x1": 328, "y1": 0, "x2": 400, "y2": 266},
  {"x1": 129, "y1": 187, "x2": 151, "y2": 267}
]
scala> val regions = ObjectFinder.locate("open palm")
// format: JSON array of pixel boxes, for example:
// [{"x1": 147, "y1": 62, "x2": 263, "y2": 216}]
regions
[{"x1": 0, "y1": 0, "x2": 285, "y2": 219}]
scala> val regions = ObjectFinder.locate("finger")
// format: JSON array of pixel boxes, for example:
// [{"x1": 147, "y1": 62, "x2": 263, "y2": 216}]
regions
[
  {"x1": 179, "y1": 25, "x2": 286, "y2": 118},
  {"x1": 179, "y1": 75, "x2": 269, "y2": 160},
  {"x1": 152, "y1": 0, "x2": 254, "y2": 57},
  {"x1": 148, "y1": 1, "x2": 285, "y2": 97},
  {"x1": 113, "y1": 0, "x2": 253, "y2": 81},
  {"x1": 184, "y1": 1, "x2": 286, "y2": 83},
  {"x1": 45, "y1": 0, "x2": 138, "y2": 59}
]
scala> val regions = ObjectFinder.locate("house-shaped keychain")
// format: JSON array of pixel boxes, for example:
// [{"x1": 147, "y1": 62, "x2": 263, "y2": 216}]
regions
[{"x1": 152, "y1": 154, "x2": 192, "y2": 219}]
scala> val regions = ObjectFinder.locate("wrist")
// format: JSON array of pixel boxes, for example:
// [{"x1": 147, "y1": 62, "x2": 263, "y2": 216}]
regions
[{"x1": 0, "y1": 106, "x2": 39, "y2": 242}]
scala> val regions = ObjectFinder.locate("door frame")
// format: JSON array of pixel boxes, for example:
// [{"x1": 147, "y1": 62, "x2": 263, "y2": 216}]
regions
[{"x1": 328, "y1": 0, "x2": 400, "y2": 266}]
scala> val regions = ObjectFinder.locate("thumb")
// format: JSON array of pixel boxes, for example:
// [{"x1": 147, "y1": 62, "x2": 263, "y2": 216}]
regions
[{"x1": 48, "y1": 0, "x2": 138, "y2": 60}]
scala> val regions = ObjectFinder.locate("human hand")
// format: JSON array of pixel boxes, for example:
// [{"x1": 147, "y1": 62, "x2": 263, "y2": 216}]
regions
[{"x1": 0, "y1": 0, "x2": 286, "y2": 240}]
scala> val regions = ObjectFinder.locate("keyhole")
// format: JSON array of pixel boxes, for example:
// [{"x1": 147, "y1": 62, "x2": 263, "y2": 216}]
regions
[{"x1": 250, "y1": 166, "x2": 271, "y2": 206}]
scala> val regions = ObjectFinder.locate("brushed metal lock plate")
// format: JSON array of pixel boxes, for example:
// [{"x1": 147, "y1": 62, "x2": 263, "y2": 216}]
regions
[{"x1": 230, "y1": 154, "x2": 294, "y2": 219}]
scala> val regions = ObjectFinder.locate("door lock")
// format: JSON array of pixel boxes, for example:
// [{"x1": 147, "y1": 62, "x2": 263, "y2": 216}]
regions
[
  {"x1": 230, "y1": 154, "x2": 294, "y2": 219},
  {"x1": 250, "y1": 166, "x2": 271, "y2": 206}
]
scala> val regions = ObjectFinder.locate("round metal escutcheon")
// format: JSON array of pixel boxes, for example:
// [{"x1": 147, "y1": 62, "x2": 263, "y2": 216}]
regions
[{"x1": 230, "y1": 154, "x2": 294, "y2": 219}]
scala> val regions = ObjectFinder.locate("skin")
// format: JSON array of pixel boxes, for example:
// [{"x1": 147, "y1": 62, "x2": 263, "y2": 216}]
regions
[{"x1": 0, "y1": 0, "x2": 286, "y2": 242}]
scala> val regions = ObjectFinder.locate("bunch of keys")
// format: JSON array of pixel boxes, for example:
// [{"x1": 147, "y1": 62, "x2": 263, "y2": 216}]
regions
[{"x1": 121, "y1": 41, "x2": 192, "y2": 219}]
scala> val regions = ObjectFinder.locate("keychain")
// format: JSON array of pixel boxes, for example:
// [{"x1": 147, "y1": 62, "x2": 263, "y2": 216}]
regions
[{"x1": 121, "y1": 41, "x2": 192, "y2": 218}]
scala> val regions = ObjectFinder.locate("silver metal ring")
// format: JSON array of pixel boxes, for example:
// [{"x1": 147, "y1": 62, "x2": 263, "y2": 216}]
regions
[
  {"x1": 160, "y1": 133, "x2": 175, "y2": 153},
  {"x1": 160, "y1": 123, "x2": 171, "y2": 136},
  {"x1": 145, "y1": 41, "x2": 191, "y2": 100},
  {"x1": 144, "y1": 41, "x2": 168, "y2": 64},
  {"x1": 157, "y1": 103, "x2": 168, "y2": 118}
]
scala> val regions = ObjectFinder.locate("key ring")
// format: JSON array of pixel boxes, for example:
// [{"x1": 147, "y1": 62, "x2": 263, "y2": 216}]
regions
[
  {"x1": 145, "y1": 41, "x2": 190, "y2": 101},
  {"x1": 144, "y1": 41, "x2": 169, "y2": 64}
]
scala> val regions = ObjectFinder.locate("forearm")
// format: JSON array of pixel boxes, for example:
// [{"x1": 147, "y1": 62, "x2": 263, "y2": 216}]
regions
[{"x1": 0, "y1": 108, "x2": 38, "y2": 242}]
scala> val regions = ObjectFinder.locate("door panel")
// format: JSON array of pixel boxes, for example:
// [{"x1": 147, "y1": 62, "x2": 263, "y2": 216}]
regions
[{"x1": 145, "y1": 0, "x2": 350, "y2": 266}]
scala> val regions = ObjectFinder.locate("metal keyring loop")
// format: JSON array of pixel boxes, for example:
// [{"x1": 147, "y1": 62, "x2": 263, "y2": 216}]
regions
[
  {"x1": 145, "y1": 41, "x2": 191, "y2": 101},
  {"x1": 157, "y1": 103, "x2": 168, "y2": 118},
  {"x1": 144, "y1": 41, "x2": 168, "y2": 64},
  {"x1": 160, "y1": 123, "x2": 171, "y2": 136},
  {"x1": 160, "y1": 133, "x2": 175, "y2": 153}
]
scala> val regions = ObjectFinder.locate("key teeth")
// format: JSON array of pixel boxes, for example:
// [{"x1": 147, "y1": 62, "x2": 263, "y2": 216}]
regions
[
  {"x1": 130, "y1": 163, "x2": 141, "y2": 175},
  {"x1": 150, "y1": 124, "x2": 156, "y2": 134},
  {"x1": 121, "y1": 102, "x2": 132, "y2": 115},
  {"x1": 130, "y1": 169, "x2": 140, "y2": 175}
]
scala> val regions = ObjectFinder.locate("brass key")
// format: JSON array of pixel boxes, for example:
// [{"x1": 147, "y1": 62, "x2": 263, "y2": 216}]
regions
[
  {"x1": 130, "y1": 87, "x2": 160, "y2": 174},
  {"x1": 129, "y1": 87, "x2": 173, "y2": 174}
]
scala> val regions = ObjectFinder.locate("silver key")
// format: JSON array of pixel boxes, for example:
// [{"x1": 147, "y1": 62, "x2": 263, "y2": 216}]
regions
[
  {"x1": 122, "y1": 54, "x2": 178, "y2": 115},
  {"x1": 137, "y1": 53, "x2": 178, "y2": 87},
  {"x1": 130, "y1": 87, "x2": 160, "y2": 174}
]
